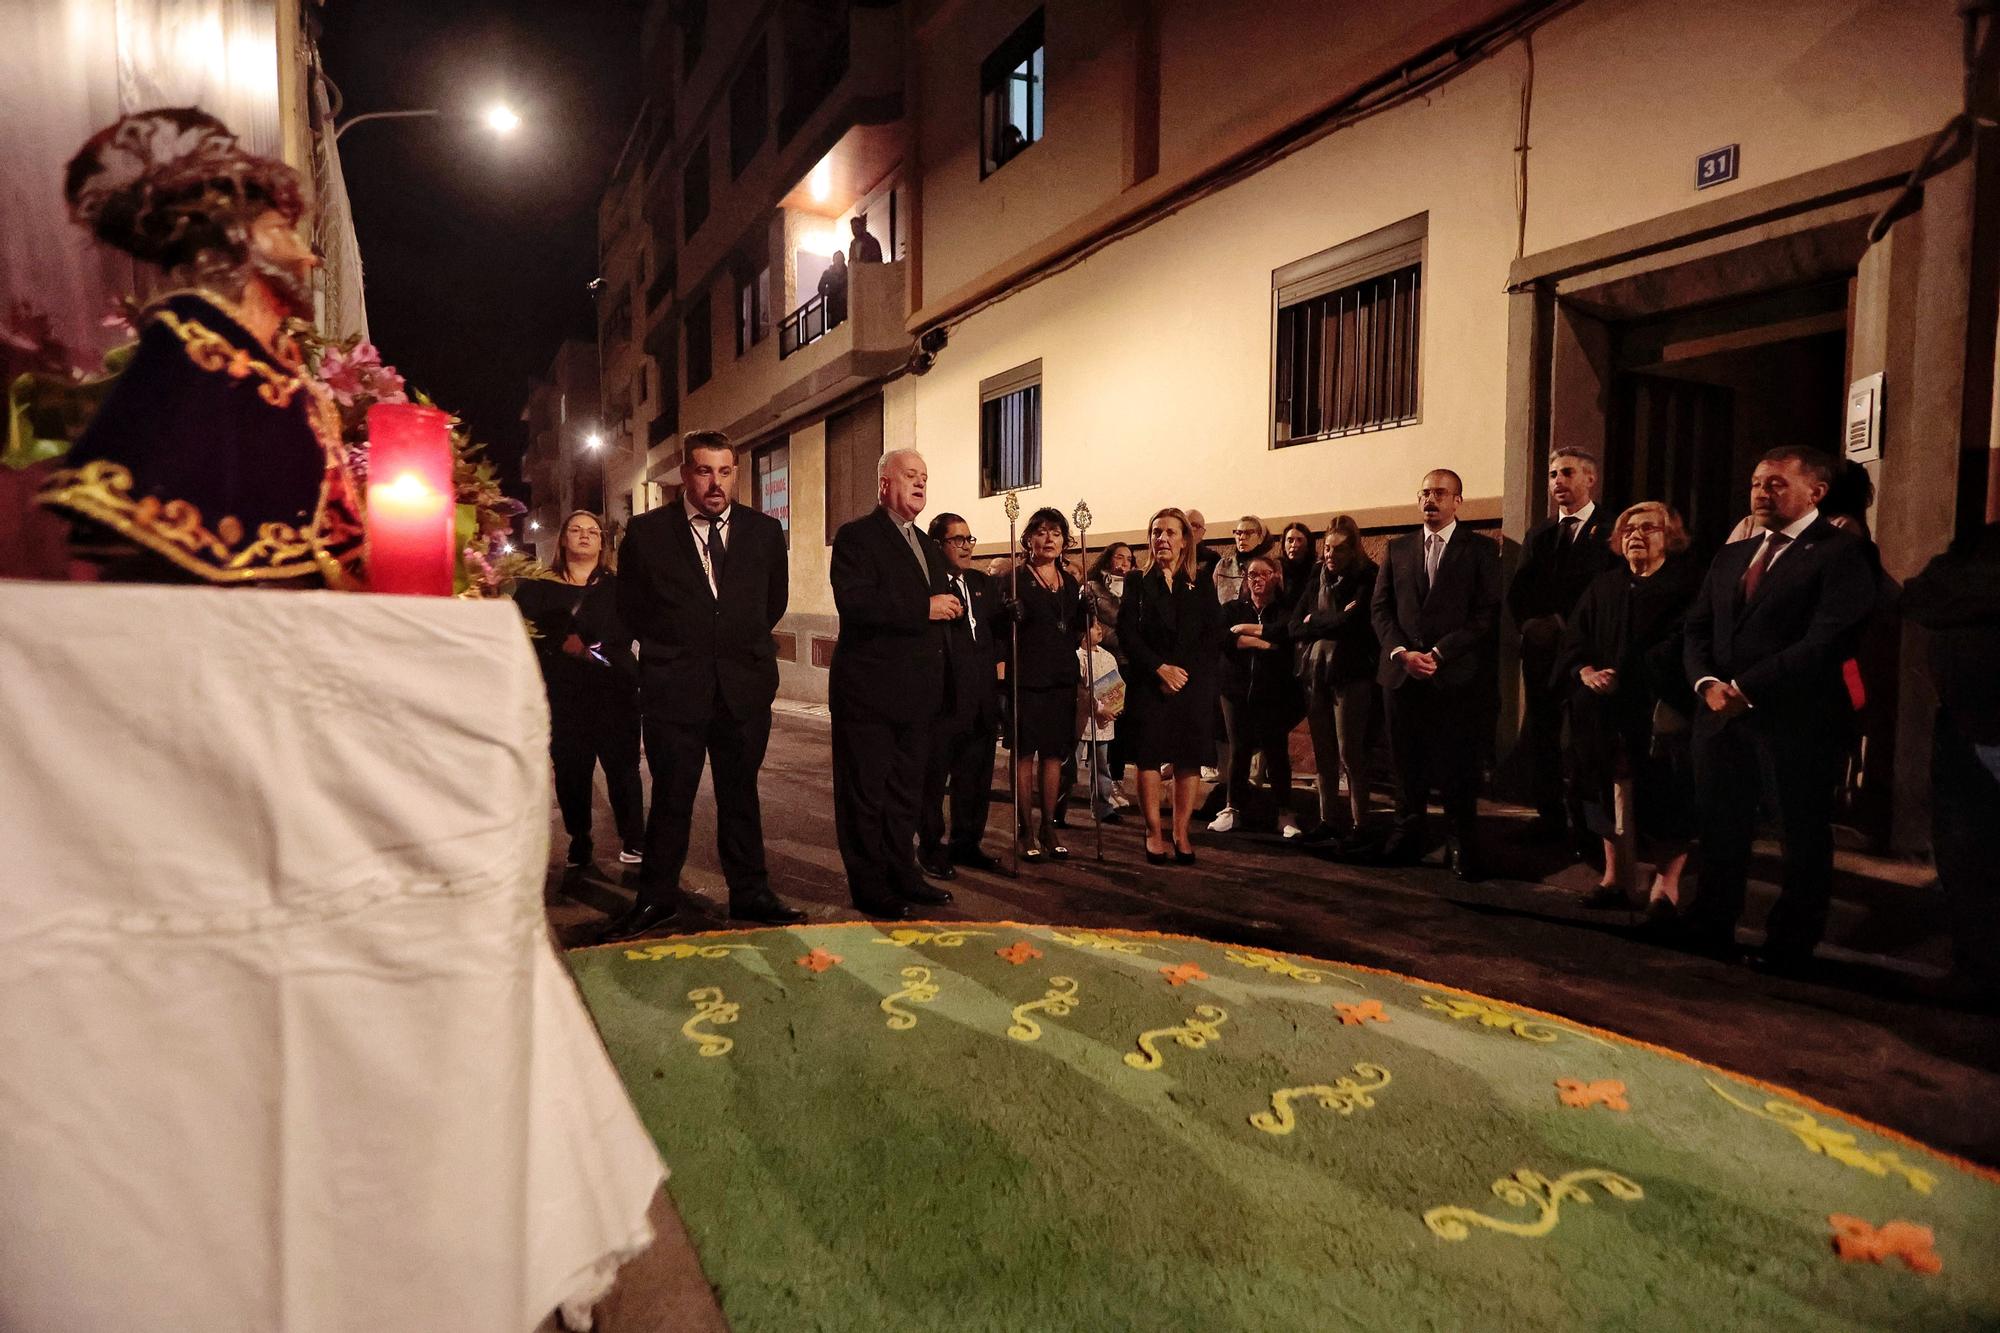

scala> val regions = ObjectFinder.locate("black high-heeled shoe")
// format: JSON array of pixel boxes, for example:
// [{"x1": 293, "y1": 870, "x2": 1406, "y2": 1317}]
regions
[
  {"x1": 1019, "y1": 820, "x2": 1046, "y2": 863},
  {"x1": 1041, "y1": 825, "x2": 1070, "y2": 860},
  {"x1": 1173, "y1": 843, "x2": 1197, "y2": 866},
  {"x1": 1144, "y1": 839, "x2": 1171, "y2": 866}
]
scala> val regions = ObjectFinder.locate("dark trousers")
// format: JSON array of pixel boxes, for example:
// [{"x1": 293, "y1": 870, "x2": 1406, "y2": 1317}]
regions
[
  {"x1": 1688, "y1": 714, "x2": 1843, "y2": 958},
  {"x1": 550, "y1": 690, "x2": 644, "y2": 849},
  {"x1": 833, "y1": 711, "x2": 931, "y2": 902},
  {"x1": 637, "y1": 699, "x2": 773, "y2": 908},
  {"x1": 921, "y1": 712, "x2": 997, "y2": 854},
  {"x1": 1223, "y1": 698, "x2": 1295, "y2": 821},
  {"x1": 1384, "y1": 680, "x2": 1479, "y2": 848},
  {"x1": 1519, "y1": 634, "x2": 1572, "y2": 825},
  {"x1": 1932, "y1": 708, "x2": 2000, "y2": 987}
]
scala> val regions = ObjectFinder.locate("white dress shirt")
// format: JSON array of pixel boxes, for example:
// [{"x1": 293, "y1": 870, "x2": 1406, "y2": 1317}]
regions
[{"x1": 684, "y1": 497, "x2": 733, "y2": 597}]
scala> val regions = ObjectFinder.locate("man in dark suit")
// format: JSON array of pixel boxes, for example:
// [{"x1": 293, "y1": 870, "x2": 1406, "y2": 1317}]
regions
[
  {"x1": 1681, "y1": 445, "x2": 1876, "y2": 971},
  {"x1": 603, "y1": 431, "x2": 806, "y2": 939},
  {"x1": 829, "y1": 448, "x2": 961, "y2": 919},
  {"x1": 1507, "y1": 448, "x2": 1617, "y2": 845},
  {"x1": 919, "y1": 512, "x2": 1004, "y2": 877},
  {"x1": 1370, "y1": 468, "x2": 1503, "y2": 880}
]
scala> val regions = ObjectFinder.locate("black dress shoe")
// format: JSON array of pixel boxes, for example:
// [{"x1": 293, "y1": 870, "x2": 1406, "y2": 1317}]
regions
[
  {"x1": 1580, "y1": 884, "x2": 1629, "y2": 910},
  {"x1": 566, "y1": 836, "x2": 594, "y2": 869},
  {"x1": 1446, "y1": 841, "x2": 1487, "y2": 883},
  {"x1": 1376, "y1": 833, "x2": 1423, "y2": 866},
  {"x1": 600, "y1": 898, "x2": 679, "y2": 942},
  {"x1": 916, "y1": 849, "x2": 957, "y2": 880},
  {"x1": 900, "y1": 880, "x2": 955, "y2": 906},
  {"x1": 852, "y1": 896, "x2": 917, "y2": 921},
  {"x1": 729, "y1": 890, "x2": 808, "y2": 926},
  {"x1": 948, "y1": 847, "x2": 1001, "y2": 872},
  {"x1": 1145, "y1": 847, "x2": 1171, "y2": 866}
]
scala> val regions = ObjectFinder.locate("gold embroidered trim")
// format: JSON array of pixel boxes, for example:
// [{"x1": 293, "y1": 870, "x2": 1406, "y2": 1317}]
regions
[
  {"x1": 40, "y1": 459, "x2": 327, "y2": 582},
  {"x1": 155, "y1": 310, "x2": 306, "y2": 408}
]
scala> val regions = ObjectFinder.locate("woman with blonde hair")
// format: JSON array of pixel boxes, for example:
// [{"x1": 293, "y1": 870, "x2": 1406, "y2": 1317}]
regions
[
  {"x1": 1555, "y1": 500, "x2": 1701, "y2": 916},
  {"x1": 1117, "y1": 507, "x2": 1227, "y2": 864},
  {"x1": 512, "y1": 510, "x2": 646, "y2": 870}
]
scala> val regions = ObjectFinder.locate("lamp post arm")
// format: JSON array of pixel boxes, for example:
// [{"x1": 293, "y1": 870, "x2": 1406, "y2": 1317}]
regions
[{"x1": 334, "y1": 108, "x2": 443, "y2": 141}]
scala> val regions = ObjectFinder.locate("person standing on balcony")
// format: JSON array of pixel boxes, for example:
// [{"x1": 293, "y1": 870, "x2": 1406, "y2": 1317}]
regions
[
  {"x1": 848, "y1": 213, "x2": 884, "y2": 264},
  {"x1": 603, "y1": 432, "x2": 807, "y2": 940},
  {"x1": 818, "y1": 249, "x2": 848, "y2": 330}
]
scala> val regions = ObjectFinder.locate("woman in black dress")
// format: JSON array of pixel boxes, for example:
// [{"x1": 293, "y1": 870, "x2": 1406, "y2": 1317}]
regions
[
  {"x1": 1005, "y1": 506, "x2": 1087, "y2": 861},
  {"x1": 1117, "y1": 507, "x2": 1226, "y2": 865},
  {"x1": 1220, "y1": 554, "x2": 1308, "y2": 837},
  {"x1": 1555, "y1": 501, "x2": 1701, "y2": 916},
  {"x1": 511, "y1": 510, "x2": 645, "y2": 869},
  {"x1": 1289, "y1": 515, "x2": 1380, "y2": 842}
]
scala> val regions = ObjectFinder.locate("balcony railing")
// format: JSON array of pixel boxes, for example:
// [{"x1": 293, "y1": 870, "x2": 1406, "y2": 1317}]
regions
[{"x1": 778, "y1": 291, "x2": 847, "y2": 359}]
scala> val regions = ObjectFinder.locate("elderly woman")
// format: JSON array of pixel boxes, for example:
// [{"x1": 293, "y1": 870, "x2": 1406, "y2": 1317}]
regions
[
  {"x1": 1118, "y1": 507, "x2": 1226, "y2": 865},
  {"x1": 1555, "y1": 501, "x2": 1702, "y2": 916},
  {"x1": 1219, "y1": 554, "x2": 1308, "y2": 837},
  {"x1": 1004, "y1": 506, "x2": 1088, "y2": 861}
]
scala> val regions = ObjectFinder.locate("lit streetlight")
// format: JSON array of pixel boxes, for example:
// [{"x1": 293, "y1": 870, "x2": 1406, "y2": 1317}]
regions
[
  {"x1": 335, "y1": 102, "x2": 523, "y2": 142},
  {"x1": 583, "y1": 432, "x2": 604, "y2": 451}
]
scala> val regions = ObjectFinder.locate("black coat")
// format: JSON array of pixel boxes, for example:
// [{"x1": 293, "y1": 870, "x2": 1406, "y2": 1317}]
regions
[
  {"x1": 1116, "y1": 565, "x2": 1227, "y2": 766},
  {"x1": 1682, "y1": 517, "x2": 1876, "y2": 725},
  {"x1": 939, "y1": 564, "x2": 1004, "y2": 729},
  {"x1": 1903, "y1": 520, "x2": 2000, "y2": 743},
  {"x1": 830, "y1": 506, "x2": 953, "y2": 724},
  {"x1": 1370, "y1": 525, "x2": 1502, "y2": 690},
  {"x1": 1289, "y1": 560, "x2": 1380, "y2": 692},
  {"x1": 1507, "y1": 505, "x2": 1620, "y2": 626},
  {"x1": 1555, "y1": 556, "x2": 1701, "y2": 795},
  {"x1": 1222, "y1": 596, "x2": 1306, "y2": 733},
  {"x1": 1004, "y1": 565, "x2": 1086, "y2": 690},
  {"x1": 616, "y1": 503, "x2": 788, "y2": 724},
  {"x1": 515, "y1": 571, "x2": 637, "y2": 699}
]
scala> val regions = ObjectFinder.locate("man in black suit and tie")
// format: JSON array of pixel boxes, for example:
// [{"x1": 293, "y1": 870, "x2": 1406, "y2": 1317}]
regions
[
  {"x1": 1681, "y1": 445, "x2": 1875, "y2": 971},
  {"x1": 919, "y1": 512, "x2": 1004, "y2": 878},
  {"x1": 829, "y1": 448, "x2": 961, "y2": 919},
  {"x1": 1370, "y1": 468, "x2": 1503, "y2": 880},
  {"x1": 603, "y1": 431, "x2": 806, "y2": 939},
  {"x1": 1507, "y1": 448, "x2": 1617, "y2": 843}
]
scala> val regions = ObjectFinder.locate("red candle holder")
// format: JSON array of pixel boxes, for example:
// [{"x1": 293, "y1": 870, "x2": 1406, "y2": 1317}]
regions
[{"x1": 365, "y1": 403, "x2": 455, "y2": 596}]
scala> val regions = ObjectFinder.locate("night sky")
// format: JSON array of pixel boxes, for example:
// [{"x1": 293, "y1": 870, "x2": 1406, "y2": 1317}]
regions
[{"x1": 317, "y1": 0, "x2": 643, "y2": 490}]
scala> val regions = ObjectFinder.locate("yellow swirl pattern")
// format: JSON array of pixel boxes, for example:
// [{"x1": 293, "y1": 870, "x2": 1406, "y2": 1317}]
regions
[
  {"x1": 1125, "y1": 1005, "x2": 1229, "y2": 1070},
  {"x1": 623, "y1": 943, "x2": 761, "y2": 962},
  {"x1": 681, "y1": 986, "x2": 740, "y2": 1058},
  {"x1": 1424, "y1": 1168, "x2": 1644, "y2": 1240},
  {"x1": 872, "y1": 929, "x2": 992, "y2": 948},
  {"x1": 881, "y1": 966, "x2": 941, "y2": 1030},
  {"x1": 1250, "y1": 1064, "x2": 1393, "y2": 1135},
  {"x1": 1048, "y1": 930, "x2": 1160, "y2": 955},
  {"x1": 1007, "y1": 977, "x2": 1081, "y2": 1042},
  {"x1": 1418, "y1": 994, "x2": 1611, "y2": 1045},
  {"x1": 1706, "y1": 1080, "x2": 1937, "y2": 1195},
  {"x1": 1223, "y1": 950, "x2": 1366, "y2": 989}
]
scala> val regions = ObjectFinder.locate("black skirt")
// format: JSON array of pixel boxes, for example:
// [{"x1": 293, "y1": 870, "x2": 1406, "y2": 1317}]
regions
[
  {"x1": 1125, "y1": 669, "x2": 1218, "y2": 770},
  {"x1": 1011, "y1": 684, "x2": 1079, "y2": 758}
]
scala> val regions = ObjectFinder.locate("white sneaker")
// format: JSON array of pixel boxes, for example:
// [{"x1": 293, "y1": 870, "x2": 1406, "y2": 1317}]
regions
[
  {"x1": 1200, "y1": 766, "x2": 1220, "y2": 782},
  {"x1": 1278, "y1": 813, "x2": 1304, "y2": 840},
  {"x1": 1208, "y1": 807, "x2": 1238, "y2": 833},
  {"x1": 618, "y1": 845, "x2": 644, "y2": 864},
  {"x1": 1109, "y1": 790, "x2": 1133, "y2": 810}
]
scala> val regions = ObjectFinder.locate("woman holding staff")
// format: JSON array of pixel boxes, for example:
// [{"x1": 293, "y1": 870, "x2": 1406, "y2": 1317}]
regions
[{"x1": 1004, "y1": 506, "x2": 1088, "y2": 862}]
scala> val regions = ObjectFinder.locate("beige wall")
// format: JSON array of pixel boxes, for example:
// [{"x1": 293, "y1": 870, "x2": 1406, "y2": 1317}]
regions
[{"x1": 896, "y1": 0, "x2": 1960, "y2": 549}]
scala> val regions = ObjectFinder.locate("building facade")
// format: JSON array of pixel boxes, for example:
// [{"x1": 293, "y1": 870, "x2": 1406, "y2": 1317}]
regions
[
  {"x1": 615, "y1": 0, "x2": 1999, "y2": 851},
  {"x1": 521, "y1": 339, "x2": 606, "y2": 566}
]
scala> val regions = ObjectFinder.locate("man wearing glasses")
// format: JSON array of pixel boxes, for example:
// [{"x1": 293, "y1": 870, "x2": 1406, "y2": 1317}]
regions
[{"x1": 919, "y1": 513, "x2": 1005, "y2": 877}]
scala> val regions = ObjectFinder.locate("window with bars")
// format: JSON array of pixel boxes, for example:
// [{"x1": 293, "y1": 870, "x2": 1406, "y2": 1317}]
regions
[
  {"x1": 979, "y1": 360, "x2": 1042, "y2": 496},
  {"x1": 1272, "y1": 214, "x2": 1425, "y2": 446},
  {"x1": 980, "y1": 10, "x2": 1044, "y2": 177}
]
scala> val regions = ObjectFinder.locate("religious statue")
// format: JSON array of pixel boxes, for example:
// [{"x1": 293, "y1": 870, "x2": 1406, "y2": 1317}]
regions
[{"x1": 34, "y1": 107, "x2": 363, "y2": 586}]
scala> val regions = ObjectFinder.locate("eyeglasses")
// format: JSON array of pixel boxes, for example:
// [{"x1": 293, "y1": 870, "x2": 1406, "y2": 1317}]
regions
[
  {"x1": 1624, "y1": 523, "x2": 1666, "y2": 536},
  {"x1": 942, "y1": 534, "x2": 976, "y2": 547},
  {"x1": 1231, "y1": 528, "x2": 1260, "y2": 537}
]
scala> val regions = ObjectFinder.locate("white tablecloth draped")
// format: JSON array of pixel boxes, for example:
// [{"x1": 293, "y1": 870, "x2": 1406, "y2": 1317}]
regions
[{"x1": 0, "y1": 582, "x2": 664, "y2": 1332}]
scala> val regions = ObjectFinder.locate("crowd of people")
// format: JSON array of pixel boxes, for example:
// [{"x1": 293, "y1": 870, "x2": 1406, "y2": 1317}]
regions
[{"x1": 516, "y1": 432, "x2": 1998, "y2": 1005}]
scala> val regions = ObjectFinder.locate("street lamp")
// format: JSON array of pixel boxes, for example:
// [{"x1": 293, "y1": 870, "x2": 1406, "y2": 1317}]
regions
[
  {"x1": 335, "y1": 102, "x2": 523, "y2": 142},
  {"x1": 583, "y1": 432, "x2": 604, "y2": 451}
]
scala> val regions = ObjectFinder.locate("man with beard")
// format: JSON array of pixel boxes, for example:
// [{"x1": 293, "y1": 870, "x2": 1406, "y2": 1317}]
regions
[
  {"x1": 605, "y1": 432, "x2": 807, "y2": 938},
  {"x1": 38, "y1": 107, "x2": 361, "y2": 586}
]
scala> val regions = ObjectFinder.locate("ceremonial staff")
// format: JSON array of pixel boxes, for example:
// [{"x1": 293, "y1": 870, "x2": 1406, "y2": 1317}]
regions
[
  {"x1": 1004, "y1": 490, "x2": 1023, "y2": 877},
  {"x1": 1073, "y1": 499, "x2": 1105, "y2": 862}
]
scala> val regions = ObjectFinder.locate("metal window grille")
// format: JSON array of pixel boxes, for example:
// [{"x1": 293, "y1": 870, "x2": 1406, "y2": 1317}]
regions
[
  {"x1": 979, "y1": 382, "x2": 1041, "y2": 495},
  {"x1": 1274, "y1": 261, "x2": 1421, "y2": 443}
]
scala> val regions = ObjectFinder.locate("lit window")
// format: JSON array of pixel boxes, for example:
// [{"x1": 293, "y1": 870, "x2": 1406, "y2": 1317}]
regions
[{"x1": 980, "y1": 11, "x2": 1044, "y2": 177}]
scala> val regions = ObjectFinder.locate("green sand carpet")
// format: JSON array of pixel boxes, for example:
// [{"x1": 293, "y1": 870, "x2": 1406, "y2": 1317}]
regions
[{"x1": 568, "y1": 923, "x2": 2000, "y2": 1331}]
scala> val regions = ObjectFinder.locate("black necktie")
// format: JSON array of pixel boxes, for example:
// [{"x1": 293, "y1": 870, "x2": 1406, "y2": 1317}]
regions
[{"x1": 703, "y1": 515, "x2": 726, "y2": 587}]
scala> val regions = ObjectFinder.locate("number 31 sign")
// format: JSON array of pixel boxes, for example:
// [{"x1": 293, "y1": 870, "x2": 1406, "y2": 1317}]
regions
[{"x1": 1697, "y1": 144, "x2": 1740, "y2": 190}]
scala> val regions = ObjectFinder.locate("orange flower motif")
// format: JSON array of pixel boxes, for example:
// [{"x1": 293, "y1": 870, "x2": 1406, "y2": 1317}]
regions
[
  {"x1": 795, "y1": 948, "x2": 842, "y2": 974},
  {"x1": 1334, "y1": 1000, "x2": 1390, "y2": 1026},
  {"x1": 1160, "y1": 963, "x2": 1208, "y2": 987},
  {"x1": 1555, "y1": 1078, "x2": 1630, "y2": 1111},
  {"x1": 1829, "y1": 1214, "x2": 1943, "y2": 1274},
  {"x1": 996, "y1": 941, "x2": 1043, "y2": 965}
]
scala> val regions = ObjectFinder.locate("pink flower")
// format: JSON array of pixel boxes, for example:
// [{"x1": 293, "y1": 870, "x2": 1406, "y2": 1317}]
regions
[{"x1": 318, "y1": 341, "x2": 407, "y2": 407}]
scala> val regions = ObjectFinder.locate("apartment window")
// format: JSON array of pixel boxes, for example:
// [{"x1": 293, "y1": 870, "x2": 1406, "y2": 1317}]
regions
[
  {"x1": 603, "y1": 292, "x2": 632, "y2": 349},
  {"x1": 753, "y1": 438, "x2": 791, "y2": 541},
  {"x1": 735, "y1": 260, "x2": 771, "y2": 355},
  {"x1": 679, "y1": 0, "x2": 707, "y2": 77},
  {"x1": 682, "y1": 138, "x2": 710, "y2": 240},
  {"x1": 981, "y1": 10, "x2": 1044, "y2": 177},
  {"x1": 684, "y1": 293, "x2": 712, "y2": 393},
  {"x1": 1272, "y1": 214, "x2": 1425, "y2": 445},
  {"x1": 729, "y1": 38, "x2": 769, "y2": 177},
  {"x1": 978, "y1": 360, "x2": 1041, "y2": 495}
]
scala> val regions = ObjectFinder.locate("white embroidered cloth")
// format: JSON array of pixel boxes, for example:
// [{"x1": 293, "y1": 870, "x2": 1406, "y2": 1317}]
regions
[{"x1": 0, "y1": 583, "x2": 663, "y2": 1332}]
